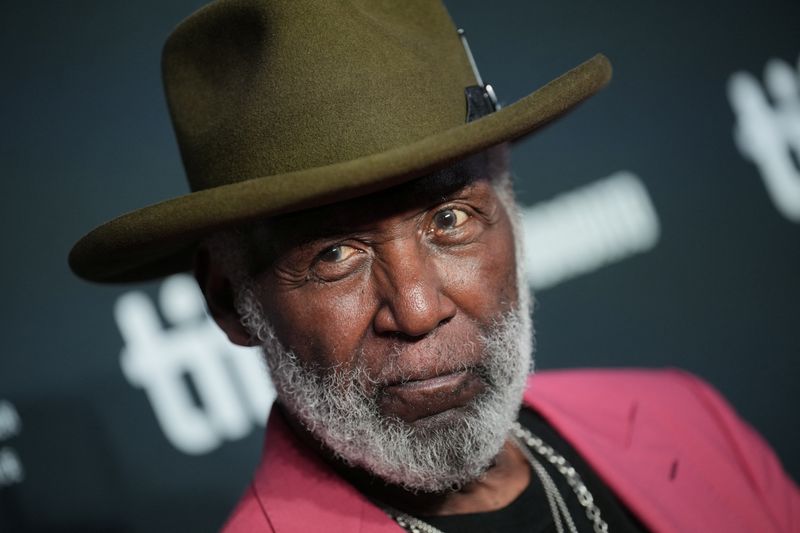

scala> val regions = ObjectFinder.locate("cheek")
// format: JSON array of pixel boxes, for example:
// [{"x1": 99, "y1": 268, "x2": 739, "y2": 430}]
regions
[
  {"x1": 259, "y1": 278, "x2": 374, "y2": 369},
  {"x1": 438, "y1": 222, "x2": 518, "y2": 321}
]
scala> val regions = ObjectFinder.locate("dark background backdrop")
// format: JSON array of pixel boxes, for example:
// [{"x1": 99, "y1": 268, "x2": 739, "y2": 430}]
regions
[{"x1": 1, "y1": 1, "x2": 798, "y2": 531}]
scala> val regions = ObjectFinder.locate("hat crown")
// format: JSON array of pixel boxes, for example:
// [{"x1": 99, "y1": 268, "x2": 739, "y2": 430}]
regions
[{"x1": 163, "y1": 0, "x2": 477, "y2": 191}]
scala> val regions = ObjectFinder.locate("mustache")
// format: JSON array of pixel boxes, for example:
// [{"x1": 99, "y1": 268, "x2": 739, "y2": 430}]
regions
[{"x1": 327, "y1": 335, "x2": 489, "y2": 390}]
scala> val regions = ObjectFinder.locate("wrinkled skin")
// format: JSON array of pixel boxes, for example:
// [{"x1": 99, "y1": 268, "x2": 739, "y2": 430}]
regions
[{"x1": 197, "y1": 152, "x2": 531, "y2": 515}]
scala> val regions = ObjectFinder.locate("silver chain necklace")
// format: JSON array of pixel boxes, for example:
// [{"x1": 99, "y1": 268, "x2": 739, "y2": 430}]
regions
[{"x1": 380, "y1": 422, "x2": 609, "y2": 533}]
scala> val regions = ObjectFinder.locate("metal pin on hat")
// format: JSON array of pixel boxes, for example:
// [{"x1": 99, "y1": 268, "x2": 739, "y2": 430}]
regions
[{"x1": 458, "y1": 28, "x2": 499, "y2": 110}]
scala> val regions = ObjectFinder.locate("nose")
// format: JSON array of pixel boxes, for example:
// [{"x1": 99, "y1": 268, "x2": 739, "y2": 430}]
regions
[{"x1": 372, "y1": 240, "x2": 457, "y2": 339}]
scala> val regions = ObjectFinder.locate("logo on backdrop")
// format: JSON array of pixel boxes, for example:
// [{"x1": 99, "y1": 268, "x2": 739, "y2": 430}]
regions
[
  {"x1": 0, "y1": 400, "x2": 24, "y2": 488},
  {"x1": 729, "y1": 53, "x2": 800, "y2": 223},
  {"x1": 114, "y1": 275, "x2": 275, "y2": 455},
  {"x1": 522, "y1": 171, "x2": 659, "y2": 289},
  {"x1": 113, "y1": 173, "x2": 659, "y2": 455}
]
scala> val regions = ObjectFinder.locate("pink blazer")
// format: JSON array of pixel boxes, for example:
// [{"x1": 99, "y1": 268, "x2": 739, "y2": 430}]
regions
[{"x1": 222, "y1": 369, "x2": 799, "y2": 532}]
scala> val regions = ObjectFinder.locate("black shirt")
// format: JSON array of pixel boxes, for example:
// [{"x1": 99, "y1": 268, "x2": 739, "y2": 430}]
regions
[{"x1": 419, "y1": 407, "x2": 650, "y2": 532}]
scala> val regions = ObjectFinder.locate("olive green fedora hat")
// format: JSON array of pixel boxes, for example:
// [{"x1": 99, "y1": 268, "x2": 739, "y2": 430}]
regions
[{"x1": 69, "y1": 0, "x2": 612, "y2": 283}]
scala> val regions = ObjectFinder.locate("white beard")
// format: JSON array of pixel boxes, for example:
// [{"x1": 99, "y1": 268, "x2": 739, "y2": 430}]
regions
[{"x1": 236, "y1": 287, "x2": 533, "y2": 493}]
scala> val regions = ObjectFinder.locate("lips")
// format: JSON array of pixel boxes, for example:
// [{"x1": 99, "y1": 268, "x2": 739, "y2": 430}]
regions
[{"x1": 379, "y1": 369, "x2": 486, "y2": 425}]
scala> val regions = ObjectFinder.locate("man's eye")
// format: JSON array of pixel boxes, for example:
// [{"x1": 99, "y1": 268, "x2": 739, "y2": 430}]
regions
[
  {"x1": 432, "y1": 208, "x2": 469, "y2": 231},
  {"x1": 318, "y1": 244, "x2": 359, "y2": 263}
]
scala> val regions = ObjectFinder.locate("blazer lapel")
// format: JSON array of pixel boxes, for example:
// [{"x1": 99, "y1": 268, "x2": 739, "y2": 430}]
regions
[
  {"x1": 251, "y1": 409, "x2": 400, "y2": 533},
  {"x1": 524, "y1": 371, "x2": 688, "y2": 532}
]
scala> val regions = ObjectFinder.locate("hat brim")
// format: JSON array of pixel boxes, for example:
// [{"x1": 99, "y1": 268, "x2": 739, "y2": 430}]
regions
[{"x1": 69, "y1": 54, "x2": 612, "y2": 283}]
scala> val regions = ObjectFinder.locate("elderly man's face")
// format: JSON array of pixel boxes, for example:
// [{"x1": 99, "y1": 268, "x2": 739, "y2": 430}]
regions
[
  {"x1": 257, "y1": 164, "x2": 517, "y2": 411},
  {"x1": 209, "y1": 152, "x2": 533, "y2": 491}
]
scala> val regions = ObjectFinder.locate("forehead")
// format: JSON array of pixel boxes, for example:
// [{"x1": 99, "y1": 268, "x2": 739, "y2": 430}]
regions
[{"x1": 247, "y1": 150, "x2": 502, "y2": 252}]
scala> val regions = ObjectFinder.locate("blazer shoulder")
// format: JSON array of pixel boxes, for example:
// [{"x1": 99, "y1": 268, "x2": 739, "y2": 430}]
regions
[
  {"x1": 221, "y1": 482, "x2": 275, "y2": 533},
  {"x1": 528, "y1": 368, "x2": 800, "y2": 531},
  {"x1": 530, "y1": 367, "x2": 774, "y2": 445},
  {"x1": 531, "y1": 366, "x2": 712, "y2": 398}
]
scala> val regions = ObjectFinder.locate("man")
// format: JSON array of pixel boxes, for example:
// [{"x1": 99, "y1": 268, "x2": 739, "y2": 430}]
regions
[{"x1": 69, "y1": 0, "x2": 798, "y2": 531}]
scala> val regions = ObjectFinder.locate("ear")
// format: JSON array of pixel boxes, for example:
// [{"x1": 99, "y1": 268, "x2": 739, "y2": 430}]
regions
[{"x1": 193, "y1": 246, "x2": 256, "y2": 347}]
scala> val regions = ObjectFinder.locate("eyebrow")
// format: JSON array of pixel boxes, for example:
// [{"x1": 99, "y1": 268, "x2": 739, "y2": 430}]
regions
[
  {"x1": 286, "y1": 171, "x2": 477, "y2": 225},
  {"x1": 399, "y1": 164, "x2": 482, "y2": 201}
]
